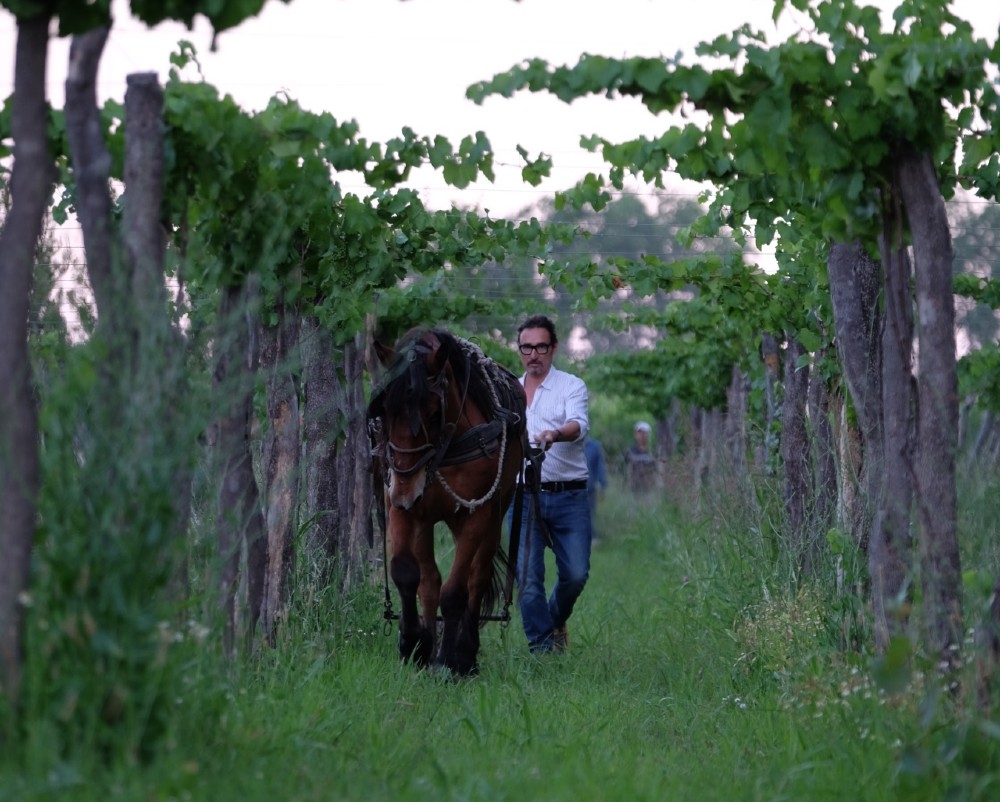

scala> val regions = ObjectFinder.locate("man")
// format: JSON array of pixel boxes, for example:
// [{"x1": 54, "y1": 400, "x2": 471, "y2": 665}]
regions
[
  {"x1": 511, "y1": 314, "x2": 591, "y2": 654},
  {"x1": 625, "y1": 420, "x2": 657, "y2": 494}
]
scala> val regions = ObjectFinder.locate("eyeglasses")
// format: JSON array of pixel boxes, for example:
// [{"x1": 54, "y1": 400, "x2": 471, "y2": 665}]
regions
[{"x1": 519, "y1": 342, "x2": 552, "y2": 356}]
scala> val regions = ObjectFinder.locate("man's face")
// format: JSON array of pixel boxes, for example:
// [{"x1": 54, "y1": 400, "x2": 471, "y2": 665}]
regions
[{"x1": 518, "y1": 326, "x2": 556, "y2": 378}]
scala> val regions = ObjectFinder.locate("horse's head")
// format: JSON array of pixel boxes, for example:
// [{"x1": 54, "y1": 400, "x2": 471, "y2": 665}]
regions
[{"x1": 371, "y1": 329, "x2": 458, "y2": 510}]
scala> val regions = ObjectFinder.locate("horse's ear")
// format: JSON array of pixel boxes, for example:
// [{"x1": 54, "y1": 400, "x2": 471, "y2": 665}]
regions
[
  {"x1": 429, "y1": 332, "x2": 450, "y2": 373},
  {"x1": 374, "y1": 339, "x2": 395, "y2": 367}
]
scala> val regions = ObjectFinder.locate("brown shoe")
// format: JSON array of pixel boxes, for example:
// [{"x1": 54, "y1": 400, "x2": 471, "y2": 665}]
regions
[{"x1": 552, "y1": 626, "x2": 569, "y2": 653}]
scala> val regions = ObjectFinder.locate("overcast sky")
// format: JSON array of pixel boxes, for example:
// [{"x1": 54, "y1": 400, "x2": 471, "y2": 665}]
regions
[{"x1": 2, "y1": 0, "x2": 999, "y2": 217}]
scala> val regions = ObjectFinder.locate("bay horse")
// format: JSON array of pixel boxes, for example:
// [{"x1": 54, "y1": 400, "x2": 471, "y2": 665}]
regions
[{"x1": 368, "y1": 328, "x2": 527, "y2": 676}]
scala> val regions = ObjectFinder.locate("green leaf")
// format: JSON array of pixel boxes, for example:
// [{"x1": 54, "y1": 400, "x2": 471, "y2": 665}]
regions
[{"x1": 901, "y1": 49, "x2": 923, "y2": 87}]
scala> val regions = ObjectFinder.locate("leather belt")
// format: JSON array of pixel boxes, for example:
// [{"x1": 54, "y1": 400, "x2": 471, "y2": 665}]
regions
[{"x1": 535, "y1": 480, "x2": 588, "y2": 493}]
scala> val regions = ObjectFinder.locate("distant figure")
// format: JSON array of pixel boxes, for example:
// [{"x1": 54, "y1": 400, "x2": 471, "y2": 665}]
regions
[
  {"x1": 584, "y1": 437, "x2": 608, "y2": 540},
  {"x1": 625, "y1": 421, "x2": 657, "y2": 495}
]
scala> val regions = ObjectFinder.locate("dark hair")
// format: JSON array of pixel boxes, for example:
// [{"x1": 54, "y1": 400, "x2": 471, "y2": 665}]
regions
[{"x1": 517, "y1": 314, "x2": 558, "y2": 346}]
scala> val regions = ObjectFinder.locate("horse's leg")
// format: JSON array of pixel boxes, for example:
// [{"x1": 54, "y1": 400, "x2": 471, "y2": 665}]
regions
[
  {"x1": 413, "y1": 522, "x2": 442, "y2": 664},
  {"x1": 437, "y1": 510, "x2": 499, "y2": 676},
  {"x1": 437, "y1": 531, "x2": 474, "y2": 676},
  {"x1": 388, "y1": 510, "x2": 436, "y2": 666}
]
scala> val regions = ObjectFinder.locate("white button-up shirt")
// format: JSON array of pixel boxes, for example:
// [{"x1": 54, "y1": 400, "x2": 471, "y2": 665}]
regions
[{"x1": 521, "y1": 366, "x2": 589, "y2": 482}]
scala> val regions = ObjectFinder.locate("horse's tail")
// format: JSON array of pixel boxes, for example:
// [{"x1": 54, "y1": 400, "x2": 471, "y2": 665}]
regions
[
  {"x1": 481, "y1": 397, "x2": 528, "y2": 626},
  {"x1": 479, "y1": 545, "x2": 511, "y2": 625}
]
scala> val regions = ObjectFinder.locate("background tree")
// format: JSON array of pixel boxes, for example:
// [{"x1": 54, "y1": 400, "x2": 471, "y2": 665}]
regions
[{"x1": 0, "y1": 7, "x2": 54, "y2": 722}]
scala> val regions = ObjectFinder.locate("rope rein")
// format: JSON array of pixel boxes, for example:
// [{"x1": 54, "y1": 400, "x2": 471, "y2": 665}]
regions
[{"x1": 434, "y1": 340, "x2": 510, "y2": 512}]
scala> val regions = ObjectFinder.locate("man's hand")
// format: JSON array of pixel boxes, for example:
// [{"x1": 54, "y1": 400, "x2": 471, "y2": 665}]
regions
[{"x1": 536, "y1": 429, "x2": 560, "y2": 450}]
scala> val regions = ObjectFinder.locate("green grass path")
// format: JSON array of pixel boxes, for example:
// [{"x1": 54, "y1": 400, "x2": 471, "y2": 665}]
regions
[{"x1": 3, "y1": 491, "x2": 961, "y2": 801}]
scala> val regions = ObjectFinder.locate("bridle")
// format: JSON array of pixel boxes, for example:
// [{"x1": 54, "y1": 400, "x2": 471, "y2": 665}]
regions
[
  {"x1": 370, "y1": 336, "x2": 515, "y2": 512},
  {"x1": 382, "y1": 340, "x2": 470, "y2": 485}
]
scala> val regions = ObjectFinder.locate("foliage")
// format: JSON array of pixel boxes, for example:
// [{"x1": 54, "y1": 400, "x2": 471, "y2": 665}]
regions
[
  {"x1": 466, "y1": 0, "x2": 997, "y2": 439},
  {"x1": 955, "y1": 274, "x2": 1000, "y2": 315},
  {"x1": 0, "y1": 0, "x2": 288, "y2": 35},
  {"x1": 959, "y1": 347, "x2": 1000, "y2": 412},
  {"x1": 587, "y1": 317, "x2": 739, "y2": 412},
  {"x1": 951, "y1": 199, "x2": 1000, "y2": 348},
  {"x1": 23, "y1": 333, "x2": 206, "y2": 759},
  {"x1": 469, "y1": 0, "x2": 991, "y2": 238},
  {"x1": 156, "y1": 45, "x2": 579, "y2": 347},
  {"x1": 955, "y1": 269, "x2": 1000, "y2": 411},
  {"x1": 732, "y1": 583, "x2": 836, "y2": 684}
]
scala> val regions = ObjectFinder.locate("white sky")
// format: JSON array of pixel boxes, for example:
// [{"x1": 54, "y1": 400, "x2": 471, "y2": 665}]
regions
[{"x1": 3, "y1": 0, "x2": 995, "y2": 220}]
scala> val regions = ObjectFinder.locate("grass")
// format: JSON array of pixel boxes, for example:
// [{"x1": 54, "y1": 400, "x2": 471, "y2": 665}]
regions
[{"x1": 4, "y1": 480, "x2": 1000, "y2": 801}]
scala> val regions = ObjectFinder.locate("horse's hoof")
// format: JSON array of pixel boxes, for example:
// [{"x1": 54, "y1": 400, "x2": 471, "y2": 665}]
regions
[
  {"x1": 434, "y1": 656, "x2": 479, "y2": 678},
  {"x1": 428, "y1": 663, "x2": 460, "y2": 682},
  {"x1": 399, "y1": 630, "x2": 434, "y2": 667}
]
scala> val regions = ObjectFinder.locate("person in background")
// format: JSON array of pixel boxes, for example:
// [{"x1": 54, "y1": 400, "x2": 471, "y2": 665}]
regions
[
  {"x1": 625, "y1": 420, "x2": 657, "y2": 495},
  {"x1": 584, "y1": 437, "x2": 608, "y2": 541},
  {"x1": 510, "y1": 314, "x2": 591, "y2": 654}
]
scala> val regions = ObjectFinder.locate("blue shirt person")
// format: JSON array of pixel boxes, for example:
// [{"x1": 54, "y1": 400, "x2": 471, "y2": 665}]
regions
[{"x1": 584, "y1": 437, "x2": 608, "y2": 540}]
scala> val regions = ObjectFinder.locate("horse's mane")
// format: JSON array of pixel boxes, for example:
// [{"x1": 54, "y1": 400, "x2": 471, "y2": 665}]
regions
[{"x1": 378, "y1": 328, "x2": 442, "y2": 429}]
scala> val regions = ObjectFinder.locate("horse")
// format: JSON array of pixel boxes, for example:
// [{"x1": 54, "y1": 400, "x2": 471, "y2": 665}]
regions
[{"x1": 367, "y1": 328, "x2": 527, "y2": 676}]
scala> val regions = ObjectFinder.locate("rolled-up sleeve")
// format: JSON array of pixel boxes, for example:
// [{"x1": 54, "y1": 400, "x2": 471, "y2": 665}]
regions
[{"x1": 563, "y1": 378, "x2": 589, "y2": 442}]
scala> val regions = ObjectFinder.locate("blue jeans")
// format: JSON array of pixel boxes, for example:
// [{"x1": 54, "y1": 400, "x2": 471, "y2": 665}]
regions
[{"x1": 509, "y1": 488, "x2": 592, "y2": 652}]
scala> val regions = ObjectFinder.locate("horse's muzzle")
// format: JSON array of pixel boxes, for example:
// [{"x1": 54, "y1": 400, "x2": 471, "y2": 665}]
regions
[{"x1": 389, "y1": 469, "x2": 427, "y2": 510}]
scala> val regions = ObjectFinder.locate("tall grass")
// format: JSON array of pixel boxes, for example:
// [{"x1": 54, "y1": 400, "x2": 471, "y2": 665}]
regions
[{"x1": 4, "y1": 471, "x2": 1000, "y2": 801}]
